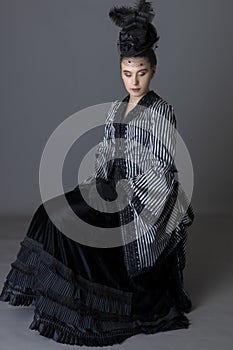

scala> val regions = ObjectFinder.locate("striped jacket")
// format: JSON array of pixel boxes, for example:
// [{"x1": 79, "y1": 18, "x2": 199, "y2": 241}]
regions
[{"x1": 80, "y1": 90, "x2": 195, "y2": 277}]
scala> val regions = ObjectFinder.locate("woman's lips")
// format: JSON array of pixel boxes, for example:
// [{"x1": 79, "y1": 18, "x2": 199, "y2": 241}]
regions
[{"x1": 131, "y1": 88, "x2": 140, "y2": 91}]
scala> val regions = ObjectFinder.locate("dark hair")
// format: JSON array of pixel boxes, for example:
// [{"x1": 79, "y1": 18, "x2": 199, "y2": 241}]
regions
[{"x1": 120, "y1": 47, "x2": 157, "y2": 68}]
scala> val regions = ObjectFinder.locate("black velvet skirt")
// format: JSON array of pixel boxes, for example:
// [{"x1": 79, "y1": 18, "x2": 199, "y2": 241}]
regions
[{"x1": 0, "y1": 177, "x2": 193, "y2": 347}]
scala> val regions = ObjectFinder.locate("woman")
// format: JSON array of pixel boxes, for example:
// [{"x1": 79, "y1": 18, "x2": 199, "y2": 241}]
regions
[{"x1": 0, "y1": 0, "x2": 195, "y2": 347}]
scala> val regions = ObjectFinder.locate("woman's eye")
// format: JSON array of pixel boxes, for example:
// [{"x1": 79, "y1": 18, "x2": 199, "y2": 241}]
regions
[{"x1": 124, "y1": 72, "x2": 146, "y2": 77}]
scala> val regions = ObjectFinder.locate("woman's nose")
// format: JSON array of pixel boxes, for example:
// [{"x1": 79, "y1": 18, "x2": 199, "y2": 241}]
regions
[{"x1": 131, "y1": 75, "x2": 138, "y2": 85}]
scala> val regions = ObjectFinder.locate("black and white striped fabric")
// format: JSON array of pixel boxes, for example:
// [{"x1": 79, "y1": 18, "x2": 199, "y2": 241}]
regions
[{"x1": 80, "y1": 90, "x2": 195, "y2": 277}]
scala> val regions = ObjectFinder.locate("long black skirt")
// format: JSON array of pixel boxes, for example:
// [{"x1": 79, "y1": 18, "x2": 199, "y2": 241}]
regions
[{"x1": 0, "y1": 180, "x2": 192, "y2": 347}]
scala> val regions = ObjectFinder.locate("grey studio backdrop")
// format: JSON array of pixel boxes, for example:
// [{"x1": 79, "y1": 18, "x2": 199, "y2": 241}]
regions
[
  {"x1": 1, "y1": 1, "x2": 233, "y2": 350},
  {"x1": 0, "y1": 0, "x2": 232, "y2": 216}
]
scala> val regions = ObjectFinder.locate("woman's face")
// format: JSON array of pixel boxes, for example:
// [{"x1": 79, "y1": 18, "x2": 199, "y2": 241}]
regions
[{"x1": 121, "y1": 56, "x2": 156, "y2": 100}]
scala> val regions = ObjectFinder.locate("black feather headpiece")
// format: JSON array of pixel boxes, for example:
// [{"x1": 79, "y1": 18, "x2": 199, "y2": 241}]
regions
[{"x1": 109, "y1": 0, "x2": 160, "y2": 56}]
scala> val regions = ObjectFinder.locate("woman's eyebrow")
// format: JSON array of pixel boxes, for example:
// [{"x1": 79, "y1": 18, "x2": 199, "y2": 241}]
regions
[{"x1": 122, "y1": 68, "x2": 148, "y2": 73}]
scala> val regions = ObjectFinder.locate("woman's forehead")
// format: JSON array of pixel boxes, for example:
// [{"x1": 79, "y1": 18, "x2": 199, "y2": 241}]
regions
[{"x1": 121, "y1": 58, "x2": 149, "y2": 69}]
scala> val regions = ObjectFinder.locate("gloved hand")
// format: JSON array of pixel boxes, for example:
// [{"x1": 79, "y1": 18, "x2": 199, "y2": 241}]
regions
[{"x1": 96, "y1": 177, "x2": 118, "y2": 202}]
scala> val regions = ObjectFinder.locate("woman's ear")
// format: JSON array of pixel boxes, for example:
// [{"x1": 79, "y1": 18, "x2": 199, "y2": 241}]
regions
[{"x1": 152, "y1": 66, "x2": 156, "y2": 78}]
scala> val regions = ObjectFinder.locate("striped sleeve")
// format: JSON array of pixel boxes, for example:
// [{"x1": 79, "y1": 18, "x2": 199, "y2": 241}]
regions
[{"x1": 121, "y1": 102, "x2": 177, "y2": 226}]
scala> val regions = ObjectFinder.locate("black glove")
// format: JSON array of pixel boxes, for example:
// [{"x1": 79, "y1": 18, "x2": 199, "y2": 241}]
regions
[{"x1": 96, "y1": 177, "x2": 118, "y2": 202}]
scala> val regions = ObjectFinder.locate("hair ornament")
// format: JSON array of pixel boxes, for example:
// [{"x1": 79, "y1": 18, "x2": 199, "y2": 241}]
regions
[{"x1": 109, "y1": 0, "x2": 160, "y2": 55}]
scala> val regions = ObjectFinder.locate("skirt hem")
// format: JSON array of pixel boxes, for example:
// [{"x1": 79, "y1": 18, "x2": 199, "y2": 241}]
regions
[
  {"x1": 0, "y1": 234, "x2": 192, "y2": 346},
  {"x1": 28, "y1": 310, "x2": 190, "y2": 347}
]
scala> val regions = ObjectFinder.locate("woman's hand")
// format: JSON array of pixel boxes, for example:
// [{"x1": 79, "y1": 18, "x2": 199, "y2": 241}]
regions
[{"x1": 96, "y1": 178, "x2": 118, "y2": 202}]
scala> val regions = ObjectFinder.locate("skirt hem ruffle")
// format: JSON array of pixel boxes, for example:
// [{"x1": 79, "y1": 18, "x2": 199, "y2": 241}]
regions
[{"x1": 0, "y1": 234, "x2": 192, "y2": 347}]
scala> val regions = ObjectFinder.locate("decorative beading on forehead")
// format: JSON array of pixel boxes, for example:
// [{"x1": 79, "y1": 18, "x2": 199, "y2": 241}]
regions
[
  {"x1": 122, "y1": 58, "x2": 145, "y2": 67},
  {"x1": 128, "y1": 60, "x2": 144, "y2": 66}
]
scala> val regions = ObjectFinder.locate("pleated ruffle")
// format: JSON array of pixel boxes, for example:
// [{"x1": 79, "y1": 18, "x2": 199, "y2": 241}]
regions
[{"x1": 0, "y1": 235, "x2": 192, "y2": 347}]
